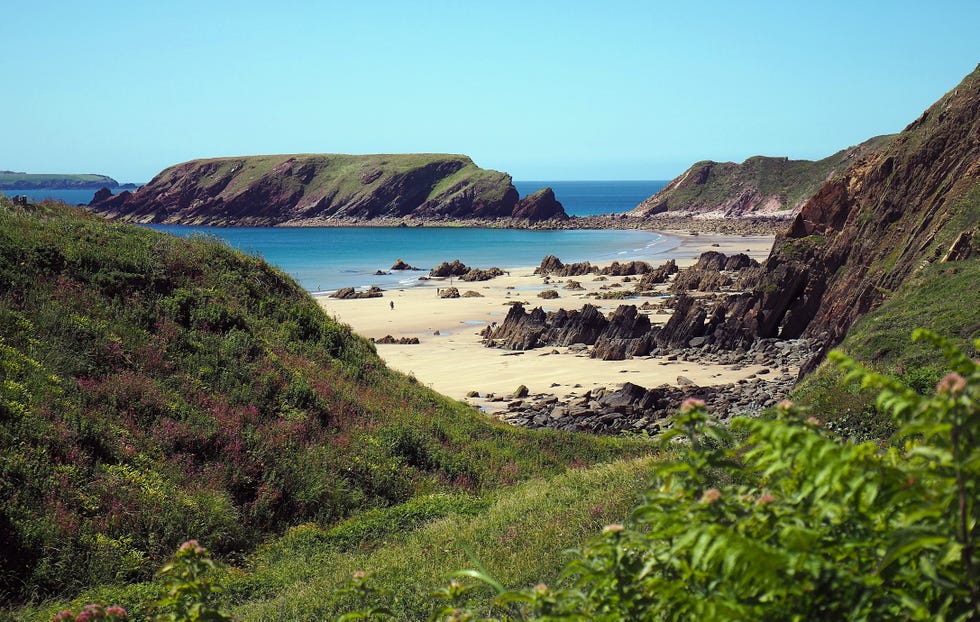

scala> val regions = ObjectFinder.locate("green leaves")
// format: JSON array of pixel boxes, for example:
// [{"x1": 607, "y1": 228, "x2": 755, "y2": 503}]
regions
[{"x1": 426, "y1": 331, "x2": 979, "y2": 620}]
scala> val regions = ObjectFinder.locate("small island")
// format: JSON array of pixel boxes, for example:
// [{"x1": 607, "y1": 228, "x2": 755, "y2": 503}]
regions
[
  {"x1": 0, "y1": 170, "x2": 121, "y2": 190},
  {"x1": 88, "y1": 153, "x2": 568, "y2": 226}
]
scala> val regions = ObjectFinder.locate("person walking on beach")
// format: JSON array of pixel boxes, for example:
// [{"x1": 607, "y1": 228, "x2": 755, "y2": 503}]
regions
[{"x1": 390, "y1": 301, "x2": 395, "y2": 311}]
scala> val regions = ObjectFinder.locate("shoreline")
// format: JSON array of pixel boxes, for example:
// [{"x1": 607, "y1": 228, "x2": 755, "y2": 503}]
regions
[
  {"x1": 280, "y1": 214, "x2": 791, "y2": 236},
  {"x1": 315, "y1": 231, "x2": 787, "y2": 427}
]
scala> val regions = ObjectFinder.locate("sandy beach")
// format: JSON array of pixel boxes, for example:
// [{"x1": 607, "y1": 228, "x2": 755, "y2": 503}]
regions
[{"x1": 316, "y1": 231, "x2": 776, "y2": 410}]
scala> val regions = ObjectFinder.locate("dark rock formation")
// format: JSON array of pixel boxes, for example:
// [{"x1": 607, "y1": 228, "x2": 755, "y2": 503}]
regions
[
  {"x1": 87, "y1": 154, "x2": 568, "y2": 225},
  {"x1": 668, "y1": 252, "x2": 758, "y2": 293},
  {"x1": 634, "y1": 259, "x2": 679, "y2": 290},
  {"x1": 371, "y1": 335, "x2": 420, "y2": 344},
  {"x1": 460, "y1": 267, "x2": 505, "y2": 281},
  {"x1": 430, "y1": 260, "x2": 470, "y2": 277},
  {"x1": 439, "y1": 287, "x2": 460, "y2": 299},
  {"x1": 390, "y1": 259, "x2": 420, "y2": 270},
  {"x1": 331, "y1": 286, "x2": 384, "y2": 299},
  {"x1": 494, "y1": 338, "x2": 817, "y2": 434},
  {"x1": 591, "y1": 305, "x2": 652, "y2": 360},
  {"x1": 485, "y1": 303, "x2": 657, "y2": 360},
  {"x1": 512, "y1": 187, "x2": 567, "y2": 220}
]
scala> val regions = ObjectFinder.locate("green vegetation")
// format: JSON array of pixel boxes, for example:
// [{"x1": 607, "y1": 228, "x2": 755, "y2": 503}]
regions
[
  {"x1": 0, "y1": 171, "x2": 119, "y2": 189},
  {"x1": 0, "y1": 197, "x2": 646, "y2": 608},
  {"x1": 792, "y1": 258, "x2": 979, "y2": 439},
  {"x1": 638, "y1": 135, "x2": 893, "y2": 214},
  {"x1": 155, "y1": 153, "x2": 512, "y2": 210},
  {"x1": 26, "y1": 333, "x2": 980, "y2": 620}
]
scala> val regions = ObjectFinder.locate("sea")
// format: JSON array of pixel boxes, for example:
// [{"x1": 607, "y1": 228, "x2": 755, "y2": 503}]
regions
[{"x1": 5, "y1": 180, "x2": 670, "y2": 292}]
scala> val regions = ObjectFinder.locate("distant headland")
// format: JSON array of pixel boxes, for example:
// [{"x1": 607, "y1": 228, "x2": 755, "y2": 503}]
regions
[
  {"x1": 87, "y1": 153, "x2": 568, "y2": 226},
  {"x1": 0, "y1": 171, "x2": 137, "y2": 190}
]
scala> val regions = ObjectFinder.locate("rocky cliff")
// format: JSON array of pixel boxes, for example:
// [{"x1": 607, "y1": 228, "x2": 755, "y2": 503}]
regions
[
  {"x1": 88, "y1": 154, "x2": 567, "y2": 225},
  {"x1": 629, "y1": 136, "x2": 892, "y2": 219},
  {"x1": 658, "y1": 65, "x2": 980, "y2": 361}
]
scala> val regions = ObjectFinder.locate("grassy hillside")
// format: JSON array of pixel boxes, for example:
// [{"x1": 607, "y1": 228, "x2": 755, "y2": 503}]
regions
[
  {"x1": 0, "y1": 172, "x2": 118, "y2": 190},
  {"x1": 792, "y1": 257, "x2": 979, "y2": 439},
  {"x1": 631, "y1": 135, "x2": 893, "y2": 216},
  {"x1": 88, "y1": 153, "x2": 532, "y2": 225},
  {"x1": 21, "y1": 457, "x2": 658, "y2": 621},
  {"x1": 0, "y1": 196, "x2": 645, "y2": 607}
]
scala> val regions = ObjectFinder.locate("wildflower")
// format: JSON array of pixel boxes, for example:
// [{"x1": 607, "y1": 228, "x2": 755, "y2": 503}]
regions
[
  {"x1": 757, "y1": 493, "x2": 776, "y2": 505},
  {"x1": 535, "y1": 583, "x2": 549, "y2": 595},
  {"x1": 52, "y1": 611, "x2": 74, "y2": 622},
  {"x1": 352, "y1": 570, "x2": 367, "y2": 580},
  {"x1": 105, "y1": 606, "x2": 127, "y2": 619},
  {"x1": 700, "y1": 488, "x2": 722, "y2": 504},
  {"x1": 680, "y1": 398, "x2": 706, "y2": 413},
  {"x1": 937, "y1": 372, "x2": 967, "y2": 395},
  {"x1": 178, "y1": 539, "x2": 199, "y2": 553},
  {"x1": 602, "y1": 523, "x2": 625, "y2": 534},
  {"x1": 806, "y1": 416, "x2": 822, "y2": 426},
  {"x1": 777, "y1": 399, "x2": 794, "y2": 411}
]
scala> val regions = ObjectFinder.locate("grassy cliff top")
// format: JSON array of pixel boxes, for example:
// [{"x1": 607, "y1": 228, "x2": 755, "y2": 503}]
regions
[
  {"x1": 0, "y1": 171, "x2": 119, "y2": 189},
  {"x1": 632, "y1": 135, "x2": 894, "y2": 216}
]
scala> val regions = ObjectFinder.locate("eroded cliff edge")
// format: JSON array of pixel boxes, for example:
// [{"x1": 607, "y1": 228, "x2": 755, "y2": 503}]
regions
[{"x1": 88, "y1": 154, "x2": 567, "y2": 225}]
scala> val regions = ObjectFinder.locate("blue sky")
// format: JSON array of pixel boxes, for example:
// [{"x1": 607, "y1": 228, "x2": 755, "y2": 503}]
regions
[{"x1": 3, "y1": 1, "x2": 978, "y2": 182}]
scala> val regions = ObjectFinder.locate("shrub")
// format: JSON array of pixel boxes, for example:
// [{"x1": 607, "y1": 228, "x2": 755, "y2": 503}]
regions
[{"x1": 449, "y1": 330, "x2": 980, "y2": 620}]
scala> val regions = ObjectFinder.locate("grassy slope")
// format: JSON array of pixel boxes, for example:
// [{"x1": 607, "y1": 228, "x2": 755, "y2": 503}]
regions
[
  {"x1": 0, "y1": 197, "x2": 647, "y2": 608},
  {"x1": 0, "y1": 172, "x2": 118, "y2": 189},
  {"x1": 792, "y1": 257, "x2": 980, "y2": 439},
  {"x1": 154, "y1": 154, "x2": 513, "y2": 206},
  {"x1": 639, "y1": 135, "x2": 893, "y2": 213},
  {"x1": 23, "y1": 457, "x2": 657, "y2": 621}
]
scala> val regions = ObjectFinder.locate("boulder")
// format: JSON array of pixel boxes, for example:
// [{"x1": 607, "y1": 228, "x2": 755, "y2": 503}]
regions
[
  {"x1": 331, "y1": 286, "x2": 384, "y2": 299},
  {"x1": 460, "y1": 267, "x2": 505, "y2": 281},
  {"x1": 430, "y1": 259, "x2": 470, "y2": 277},
  {"x1": 391, "y1": 258, "x2": 420, "y2": 270},
  {"x1": 439, "y1": 287, "x2": 460, "y2": 299}
]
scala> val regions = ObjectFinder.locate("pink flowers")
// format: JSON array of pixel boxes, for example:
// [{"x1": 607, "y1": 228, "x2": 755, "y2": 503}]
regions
[
  {"x1": 700, "y1": 488, "x2": 722, "y2": 504},
  {"x1": 51, "y1": 604, "x2": 127, "y2": 622},
  {"x1": 937, "y1": 372, "x2": 967, "y2": 395},
  {"x1": 680, "y1": 398, "x2": 706, "y2": 413}
]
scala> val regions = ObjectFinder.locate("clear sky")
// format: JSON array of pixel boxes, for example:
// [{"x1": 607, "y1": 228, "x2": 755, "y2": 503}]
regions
[{"x1": 3, "y1": 0, "x2": 978, "y2": 183}]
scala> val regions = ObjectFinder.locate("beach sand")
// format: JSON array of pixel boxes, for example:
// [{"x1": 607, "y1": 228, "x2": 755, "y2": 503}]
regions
[{"x1": 316, "y1": 232, "x2": 776, "y2": 410}]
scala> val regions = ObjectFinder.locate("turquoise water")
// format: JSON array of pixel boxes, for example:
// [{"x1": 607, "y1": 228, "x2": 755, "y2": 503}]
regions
[
  {"x1": 7, "y1": 181, "x2": 676, "y2": 292},
  {"x1": 146, "y1": 226, "x2": 678, "y2": 292},
  {"x1": 514, "y1": 180, "x2": 667, "y2": 216},
  {"x1": 5, "y1": 180, "x2": 668, "y2": 217}
]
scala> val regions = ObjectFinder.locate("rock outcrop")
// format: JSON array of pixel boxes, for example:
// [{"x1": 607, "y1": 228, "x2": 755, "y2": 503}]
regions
[
  {"x1": 648, "y1": 65, "x2": 980, "y2": 365},
  {"x1": 430, "y1": 260, "x2": 470, "y2": 277},
  {"x1": 629, "y1": 135, "x2": 892, "y2": 219},
  {"x1": 511, "y1": 187, "x2": 568, "y2": 221},
  {"x1": 484, "y1": 303, "x2": 657, "y2": 360},
  {"x1": 88, "y1": 154, "x2": 567, "y2": 225},
  {"x1": 330, "y1": 286, "x2": 384, "y2": 299}
]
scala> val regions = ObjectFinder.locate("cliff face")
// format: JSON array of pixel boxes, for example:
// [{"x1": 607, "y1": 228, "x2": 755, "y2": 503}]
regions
[
  {"x1": 710, "y1": 65, "x2": 979, "y2": 353},
  {"x1": 89, "y1": 154, "x2": 566, "y2": 225},
  {"x1": 629, "y1": 136, "x2": 892, "y2": 219}
]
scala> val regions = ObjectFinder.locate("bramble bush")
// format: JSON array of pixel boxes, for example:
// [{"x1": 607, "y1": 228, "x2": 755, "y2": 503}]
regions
[{"x1": 448, "y1": 330, "x2": 980, "y2": 620}]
